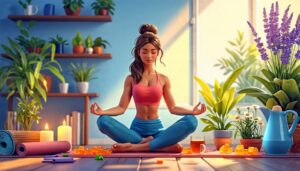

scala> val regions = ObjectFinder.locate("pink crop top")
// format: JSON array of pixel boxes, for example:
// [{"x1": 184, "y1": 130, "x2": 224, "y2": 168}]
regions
[{"x1": 132, "y1": 73, "x2": 163, "y2": 106}]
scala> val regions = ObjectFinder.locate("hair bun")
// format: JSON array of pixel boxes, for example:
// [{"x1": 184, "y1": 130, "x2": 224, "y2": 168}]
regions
[{"x1": 139, "y1": 24, "x2": 158, "y2": 35}]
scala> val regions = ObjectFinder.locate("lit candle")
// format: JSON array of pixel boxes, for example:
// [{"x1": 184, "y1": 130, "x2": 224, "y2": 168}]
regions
[
  {"x1": 40, "y1": 123, "x2": 54, "y2": 142},
  {"x1": 57, "y1": 120, "x2": 72, "y2": 149}
]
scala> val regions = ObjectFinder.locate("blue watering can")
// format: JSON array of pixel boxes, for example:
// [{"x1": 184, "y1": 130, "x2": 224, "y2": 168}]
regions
[{"x1": 259, "y1": 105, "x2": 299, "y2": 155}]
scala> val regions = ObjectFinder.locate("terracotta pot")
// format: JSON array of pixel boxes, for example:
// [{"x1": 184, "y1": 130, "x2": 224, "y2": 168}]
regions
[
  {"x1": 93, "y1": 46, "x2": 103, "y2": 54},
  {"x1": 99, "y1": 8, "x2": 109, "y2": 15},
  {"x1": 290, "y1": 124, "x2": 300, "y2": 153},
  {"x1": 214, "y1": 138, "x2": 232, "y2": 150},
  {"x1": 240, "y1": 138, "x2": 262, "y2": 151},
  {"x1": 73, "y1": 45, "x2": 84, "y2": 54},
  {"x1": 64, "y1": 7, "x2": 81, "y2": 16},
  {"x1": 28, "y1": 47, "x2": 42, "y2": 53}
]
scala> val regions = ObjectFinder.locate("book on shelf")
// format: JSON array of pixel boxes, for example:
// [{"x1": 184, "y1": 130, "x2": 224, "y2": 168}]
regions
[
  {"x1": 5, "y1": 111, "x2": 21, "y2": 130},
  {"x1": 71, "y1": 111, "x2": 82, "y2": 145}
]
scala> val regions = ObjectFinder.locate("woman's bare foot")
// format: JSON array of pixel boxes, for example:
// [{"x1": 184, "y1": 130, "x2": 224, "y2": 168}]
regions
[
  {"x1": 111, "y1": 143, "x2": 150, "y2": 152},
  {"x1": 139, "y1": 136, "x2": 154, "y2": 144},
  {"x1": 111, "y1": 142, "x2": 182, "y2": 153},
  {"x1": 154, "y1": 143, "x2": 183, "y2": 153}
]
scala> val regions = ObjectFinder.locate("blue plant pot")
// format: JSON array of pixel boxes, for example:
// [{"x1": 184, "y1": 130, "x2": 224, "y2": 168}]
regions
[{"x1": 55, "y1": 43, "x2": 65, "y2": 54}]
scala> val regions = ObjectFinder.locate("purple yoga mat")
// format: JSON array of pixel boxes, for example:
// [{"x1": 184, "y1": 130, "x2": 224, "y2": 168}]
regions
[{"x1": 16, "y1": 141, "x2": 70, "y2": 156}]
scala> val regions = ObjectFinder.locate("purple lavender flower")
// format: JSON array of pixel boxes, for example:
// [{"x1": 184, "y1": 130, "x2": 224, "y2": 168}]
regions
[
  {"x1": 247, "y1": 21, "x2": 268, "y2": 61},
  {"x1": 248, "y1": 1, "x2": 300, "y2": 65}
]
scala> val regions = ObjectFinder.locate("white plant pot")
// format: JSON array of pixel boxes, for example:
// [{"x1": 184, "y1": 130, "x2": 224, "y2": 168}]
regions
[
  {"x1": 86, "y1": 47, "x2": 93, "y2": 54},
  {"x1": 77, "y1": 82, "x2": 89, "y2": 93},
  {"x1": 59, "y1": 83, "x2": 69, "y2": 94}
]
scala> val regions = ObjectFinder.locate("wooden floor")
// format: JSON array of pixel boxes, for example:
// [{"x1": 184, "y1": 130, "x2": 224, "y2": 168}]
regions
[{"x1": 0, "y1": 157, "x2": 298, "y2": 171}]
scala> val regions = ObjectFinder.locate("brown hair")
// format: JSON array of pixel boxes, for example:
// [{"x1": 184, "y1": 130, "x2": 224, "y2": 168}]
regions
[{"x1": 130, "y1": 24, "x2": 164, "y2": 83}]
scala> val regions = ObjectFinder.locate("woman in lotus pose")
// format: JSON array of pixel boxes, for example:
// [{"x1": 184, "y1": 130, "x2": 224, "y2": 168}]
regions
[{"x1": 90, "y1": 24, "x2": 206, "y2": 153}]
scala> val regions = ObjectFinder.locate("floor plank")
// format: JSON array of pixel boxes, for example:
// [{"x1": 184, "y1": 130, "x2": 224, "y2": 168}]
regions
[
  {"x1": 203, "y1": 158, "x2": 262, "y2": 171},
  {"x1": 99, "y1": 158, "x2": 141, "y2": 171},
  {"x1": 139, "y1": 157, "x2": 179, "y2": 171},
  {"x1": 177, "y1": 158, "x2": 215, "y2": 171},
  {"x1": 33, "y1": 158, "x2": 140, "y2": 171},
  {"x1": 0, "y1": 158, "x2": 46, "y2": 171}
]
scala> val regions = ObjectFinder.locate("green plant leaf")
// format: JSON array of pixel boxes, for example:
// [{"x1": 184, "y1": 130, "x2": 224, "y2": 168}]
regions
[
  {"x1": 266, "y1": 97, "x2": 278, "y2": 109},
  {"x1": 273, "y1": 90, "x2": 290, "y2": 107},
  {"x1": 252, "y1": 76, "x2": 276, "y2": 93},
  {"x1": 282, "y1": 79, "x2": 299, "y2": 101},
  {"x1": 221, "y1": 66, "x2": 244, "y2": 94}
]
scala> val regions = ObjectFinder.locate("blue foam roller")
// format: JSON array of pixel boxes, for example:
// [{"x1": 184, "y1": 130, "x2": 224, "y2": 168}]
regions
[{"x1": 0, "y1": 130, "x2": 15, "y2": 155}]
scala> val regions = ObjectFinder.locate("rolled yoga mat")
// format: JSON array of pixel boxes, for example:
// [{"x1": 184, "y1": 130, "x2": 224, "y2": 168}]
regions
[
  {"x1": 0, "y1": 130, "x2": 15, "y2": 155},
  {"x1": 16, "y1": 141, "x2": 71, "y2": 156}
]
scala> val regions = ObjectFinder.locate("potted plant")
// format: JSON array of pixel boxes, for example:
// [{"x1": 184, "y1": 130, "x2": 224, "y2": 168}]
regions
[
  {"x1": 238, "y1": 2, "x2": 300, "y2": 152},
  {"x1": 59, "y1": 80, "x2": 69, "y2": 94},
  {"x1": 63, "y1": 0, "x2": 84, "y2": 16},
  {"x1": 49, "y1": 34, "x2": 69, "y2": 54},
  {"x1": 70, "y1": 63, "x2": 96, "y2": 93},
  {"x1": 84, "y1": 35, "x2": 93, "y2": 54},
  {"x1": 0, "y1": 38, "x2": 65, "y2": 130},
  {"x1": 93, "y1": 37, "x2": 110, "y2": 55},
  {"x1": 72, "y1": 32, "x2": 84, "y2": 54},
  {"x1": 15, "y1": 20, "x2": 46, "y2": 53},
  {"x1": 18, "y1": 0, "x2": 38, "y2": 16},
  {"x1": 195, "y1": 66, "x2": 245, "y2": 149},
  {"x1": 233, "y1": 106, "x2": 264, "y2": 151},
  {"x1": 91, "y1": 0, "x2": 115, "y2": 16}
]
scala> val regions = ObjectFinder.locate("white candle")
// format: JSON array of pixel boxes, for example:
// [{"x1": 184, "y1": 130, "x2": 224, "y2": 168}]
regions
[
  {"x1": 40, "y1": 123, "x2": 54, "y2": 142},
  {"x1": 57, "y1": 120, "x2": 72, "y2": 149}
]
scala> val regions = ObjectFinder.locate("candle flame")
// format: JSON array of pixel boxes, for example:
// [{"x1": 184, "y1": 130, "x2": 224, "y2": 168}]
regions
[
  {"x1": 63, "y1": 120, "x2": 66, "y2": 125},
  {"x1": 45, "y1": 123, "x2": 49, "y2": 130}
]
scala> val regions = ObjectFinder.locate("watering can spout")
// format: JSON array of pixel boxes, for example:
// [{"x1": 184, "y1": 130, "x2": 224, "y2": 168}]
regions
[{"x1": 259, "y1": 106, "x2": 271, "y2": 121}]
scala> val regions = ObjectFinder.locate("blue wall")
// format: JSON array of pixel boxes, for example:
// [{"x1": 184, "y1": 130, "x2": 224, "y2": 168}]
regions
[{"x1": 0, "y1": 0, "x2": 192, "y2": 144}]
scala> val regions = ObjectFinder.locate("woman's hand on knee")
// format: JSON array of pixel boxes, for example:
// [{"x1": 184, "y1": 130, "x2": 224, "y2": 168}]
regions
[
  {"x1": 192, "y1": 102, "x2": 206, "y2": 115},
  {"x1": 90, "y1": 102, "x2": 103, "y2": 115}
]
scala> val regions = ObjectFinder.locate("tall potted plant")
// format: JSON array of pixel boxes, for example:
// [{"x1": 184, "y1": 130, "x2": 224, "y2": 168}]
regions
[
  {"x1": 0, "y1": 38, "x2": 65, "y2": 130},
  {"x1": 91, "y1": 0, "x2": 115, "y2": 16},
  {"x1": 70, "y1": 63, "x2": 96, "y2": 93},
  {"x1": 195, "y1": 66, "x2": 245, "y2": 149},
  {"x1": 238, "y1": 2, "x2": 300, "y2": 152},
  {"x1": 63, "y1": 0, "x2": 84, "y2": 16}
]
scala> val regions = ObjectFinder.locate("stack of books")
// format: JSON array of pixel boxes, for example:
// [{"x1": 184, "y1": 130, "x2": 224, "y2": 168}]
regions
[{"x1": 65, "y1": 111, "x2": 84, "y2": 145}]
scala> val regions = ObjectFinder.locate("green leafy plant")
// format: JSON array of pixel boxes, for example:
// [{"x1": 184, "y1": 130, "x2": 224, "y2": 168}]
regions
[
  {"x1": 215, "y1": 31, "x2": 264, "y2": 100},
  {"x1": 49, "y1": 34, "x2": 69, "y2": 45},
  {"x1": 70, "y1": 63, "x2": 96, "y2": 82},
  {"x1": 15, "y1": 20, "x2": 46, "y2": 51},
  {"x1": 233, "y1": 106, "x2": 264, "y2": 139},
  {"x1": 84, "y1": 35, "x2": 93, "y2": 48},
  {"x1": 195, "y1": 66, "x2": 246, "y2": 132},
  {"x1": 63, "y1": 0, "x2": 84, "y2": 13},
  {"x1": 72, "y1": 32, "x2": 83, "y2": 46},
  {"x1": 16, "y1": 97, "x2": 41, "y2": 130},
  {"x1": 93, "y1": 37, "x2": 110, "y2": 48},
  {"x1": 18, "y1": 0, "x2": 32, "y2": 9},
  {"x1": 91, "y1": 0, "x2": 115, "y2": 15},
  {"x1": 0, "y1": 38, "x2": 65, "y2": 130}
]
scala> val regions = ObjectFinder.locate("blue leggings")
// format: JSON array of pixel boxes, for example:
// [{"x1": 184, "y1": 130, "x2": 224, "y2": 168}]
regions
[{"x1": 97, "y1": 115, "x2": 198, "y2": 151}]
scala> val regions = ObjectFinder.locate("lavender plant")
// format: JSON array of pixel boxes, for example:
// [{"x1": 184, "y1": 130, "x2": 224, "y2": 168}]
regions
[{"x1": 239, "y1": 2, "x2": 300, "y2": 123}]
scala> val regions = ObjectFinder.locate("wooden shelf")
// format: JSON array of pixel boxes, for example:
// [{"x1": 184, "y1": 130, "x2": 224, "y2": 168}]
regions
[
  {"x1": 1, "y1": 53, "x2": 112, "y2": 59},
  {"x1": 8, "y1": 15, "x2": 112, "y2": 22}
]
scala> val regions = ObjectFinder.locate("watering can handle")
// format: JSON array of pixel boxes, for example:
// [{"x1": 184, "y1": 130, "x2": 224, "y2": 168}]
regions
[{"x1": 284, "y1": 110, "x2": 299, "y2": 137}]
